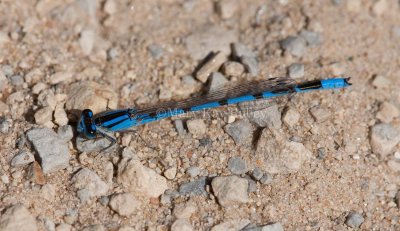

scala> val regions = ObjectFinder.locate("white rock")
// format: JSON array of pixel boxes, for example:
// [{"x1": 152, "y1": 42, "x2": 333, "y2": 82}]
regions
[
  {"x1": 173, "y1": 202, "x2": 197, "y2": 219},
  {"x1": 0, "y1": 204, "x2": 37, "y2": 231},
  {"x1": 54, "y1": 104, "x2": 69, "y2": 126},
  {"x1": 118, "y1": 158, "x2": 168, "y2": 198},
  {"x1": 71, "y1": 168, "x2": 109, "y2": 202},
  {"x1": 196, "y1": 51, "x2": 227, "y2": 83},
  {"x1": 171, "y1": 219, "x2": 193, "y2": 231},
  {"x1": 50, "y1": 72, "x2": 73, "y2": 85},
  {"x1": 66, "y1": 81, "x2": 118, "y2": 114},
  {"x1": 211, "y1": 219, "x2": 250, "y2": 231},
  {"x1": 34, "y1": 106, "x2": 53, "y2": 125},
  {"x1": 256, "y1": 128, "x2": 312, "y2": 173},
  {"x1": 282, "y1": 107, "x2": 300, "y2": 127},
  {"x1": 186, "y1": 119, "x2": 207, "y2": 137},
  {"x1": 211, "y1": 175, "x2": 249, "y2": 207},
  {"x1": 11, "y1": 151, "x2": 34, "y2": 167},
  {"x1": 370, "y1": 123, "x2": 400, "y2": 156},
  {"x1": 104, "y1": 0, "x2": 117, "y2": 14},
  {"x1": 164, "y1": 167, "x2": 177, "y2": 180},
  {"x1": 79, "y1": 29, "x2": 95, "y2": 55},
  {"x1": 372, "y1": 0, "x2": 387, "y2": 16},
  {"x1": 109, "y1": 193, "x2": 141, "y2": 216}
]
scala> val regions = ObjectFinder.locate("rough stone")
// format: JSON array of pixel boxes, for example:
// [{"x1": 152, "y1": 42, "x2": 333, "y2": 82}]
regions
[
  {"x1": 26, "y1": 127, "x2": 71, "y2": 173},
  {"x1": 299, "y1": 30, "x2": 322, "y2": 47},
  {"x1": 179, "y1": 177, "x2": 208, "y2": 196},
  {"x1": 66, "y1": 81, "x2": 118, "y2": 114},
  {"x1": 280, "y1": 36, "x2": 307, "y2": 57},
  {"x1": 186, "y1": 119, "x2": 207, "y2": 137},
  {"x1": 224, "y1": 119, "x2": 253, "y2": 145},
  {"x1": 118, "y1": 158, "x2": 168, "y2": 198},
  {"x1": 240, "y1": 56, "x2": 259, "y2": 77},
  {"x1": 211, "y1": 175, "x2": 249, "y2": 207},
  {"x1": 208, "y1": 72, "x2": 228, "y2": 92},
  {"x1": 71, "y1": 168, "x2": 109, "y2": 202},
  {"x1": 185, "y1": 26, "x2": 238, "y2": 60},
  {"x1": 109, "y1": 193, "x2": 141, "y2": 216},
  {"x1": 376, "y1": 102, "x2": 399, "y2": 123},
  {"x1": 282, "y1": 107, "x2": 300, "y2": 127},
  {"x1": 309, "y1": 107, "x2": 330, "y2": 123},
  {"x1": 256, "y1": 128, "x2": 312, "y2": 173},
  {"x1": 370, "y1": 123, "x2": 400, "y2": 156},
  {"x1": 227, "y1": 157, "x2": 248, "y2": 175},
  {"x1": 211, "y1": 219, "x2": 250, "y2": 231},
  {"x1": 222, "y1": 61, "x2": 244, "y2": 77},
  {"x1": 0, "y1": 204, "x2": 37, "y2": 231},
  {"x1": 345, "y1": 212, "x2": 364, "y2": 228},
  {"x1": 11, "y1": 151, "x2": 35, "y2": 167},
  {"x1": 34, "y1": 106, "x2": 53, "y2": 125},
  {"x1": 248, "y1": 105, "x2": 282, "y2": 128},
  {"x1": 196, "y1": 51, "x2": 227, "y2": 83},
  {"x1": 288, "y1": 63, "x2": 305, "y2": 79}
]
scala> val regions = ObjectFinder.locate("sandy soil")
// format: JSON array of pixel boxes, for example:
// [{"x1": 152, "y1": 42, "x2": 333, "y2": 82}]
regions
[{"x1": 0, "y1": 0, "x2": 400, "y2": 230}]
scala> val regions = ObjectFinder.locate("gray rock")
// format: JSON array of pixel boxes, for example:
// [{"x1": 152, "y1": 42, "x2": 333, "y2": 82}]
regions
[
  {"x1": 370, "y1": 123, "x2": 400, "y2": 156},
  {"x1": 57, "y1": 125, "x2": 74, "y2": 142},
  {"x1": 224, "y1": 120, "x2": 253, "y2": 145},
  {"x1": 179, "y1": 177, "x2": 208, "y2": 196},
  {"x1": 280, "y1": 36, "x2": 307, "y2": 57},
  {"x1": 247, "y1": 177, "x2": 257, "y2": 193},
  {"x1": 43, "y1": 218, "x2": 55, "y2": 231},
  {"x1": 174, "y1": 120, "x2": 186, "y2": 135},
  {"x1": 11, "y1": 151, "x2": 35, "y2": 167},
  {"x1": 309, "y1": 107, "x2": 330, "y2": 123},
  {"x1": 251, "y1": 167, "x2": 263, "y2": 181},
  {"x1": 288, "y1": 63, "x2": 304, "y2": 79},
  {"x1": 282, "y1": 107, "x2": 300, "y2": 127},
  {"x1": 9, "y1": 75, "x2": 24, "y2": 86},
  {"x1": 231, "y1": 42, "x2": 256, "y2": 59},
  {"x1": 299, "y1": 30, "x2": 322, "y2": 47},
  {"x1": 71, "y1": 168, "x2": 109, "y2": 203},
  {"x1": 208, "y1": 72, "x2": 228, "y2": 92},
  {"x1": 76, "y1": 136, "x2": 114, "y2": 153},
  {"x1": 211, "y1": 175, "x2": 249, "y2": 207},
  {"x1": 0, "y1": 204, "x2": 38, "y2": 231},
  {"x1": 185, "y1": 26, "x2": 238, "y2": 60},
  {"x1": 186, "y1": 166, "x2": 201, "y2": 178},
  {"x1": 0, "y1": 117, "x2": 12, "y2": 134},
  {"x1": 99, "y1": 196, "x2": 109, "y2": 206},
  {"x1": 248, "y1": 105, "x2": 282, "y2": 128},
  {"x1": 240, "y1": 56, "x2": 259, "y2": 77},
  {"x1": 148, "y1": 44, "x2": 164, "y2": 59},
  {"x1": 227, "y1": 157, "x2": 247, "y2": 175},
  {"x1": 345, "y1": 212, "x2": 364, "y2": 228},
  {"x1": 259, "y1": 172, "x2": 273, "y2": 185},
  {"x1": 107, "y1": 48, "x2": 119, "y2": 60},
  {"x1": 181, "y1": 75, "x2": 197, "y2": 86},
  {"x1": 26, "y1": 127, "x2": 71, "y2": 173},
  {"x1": 2, "y1": 65, "x2": 14, "y2": 77}
]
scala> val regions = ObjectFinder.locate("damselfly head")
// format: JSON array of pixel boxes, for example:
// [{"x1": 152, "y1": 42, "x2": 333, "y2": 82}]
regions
[{"x1": 77, "y1": 109, "x2": 97, "y2": 139}]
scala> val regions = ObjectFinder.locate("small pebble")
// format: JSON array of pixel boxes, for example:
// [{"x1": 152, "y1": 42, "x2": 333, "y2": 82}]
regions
[
  {"x1": 174, "y1": 120, "x2": 186, "y2": 135},
  {"x1": 76, "y1": 136, "x2": 113, "y2": 153},
  {"x1": 222, "y1": 61, "x2": 244, "y2": 77},
  {"x1": 232, "y1": 42, "x2": 255, "y2": 59},
  {"x1": 164, "y1": 167, "x2": 177, "y2": 180},
  {"x1": 282, "y1": 107, "x2": 300, "y2": 127},
  {"x1": 50, "y1": 72, "x2": 73, "y2": 85},
  {"x1": 372, "y1": 0, "x2": 387, "y2": 16},
  {"x1": 251, "y1": 168, "x2": 263, "y2": 181},
  {"x1": 280, "y1": 36, "x2": 307, "y2": 57},
  {"x1": 0, "y1": 204, "x2": 38, "y2": 231},
  {"x1": 54, "y1": 104, "x2": 69, "y2": 126},
  {"x1": 186, "y1": 119, "x2": 207, "y2": 137},
  {"x1": 0, "y1": 117, "x2": 12, "y2": 134},
  {"x1": 215, "y1": 0, "x2": 238, "y2": 19},
  {"x1": 288, "y1": 63, "x2": 305, "y2": 79},
  {"x1": 208, "y1": 72, "x2": 228, "y2": 92},
  {"x1": 182, "y1": 75, "x2": 197, "y2": 86},
  {"x1": 345, "y1": 212, "x2": 364, "y2": 228},
  {"x1": 26, "y1": 127, "x2": 71, "y2": 173},
  {"x1": 186, "y1": 166, "x2": 200, "y2": 178},
  {"x1": 109, "y1": 193, "x2": 141, "y2": 216},
  {"x1": 173, "y1": 202, "x2": 198, "y2": 219},
  {"x1": 240, "y1": 56, "x2": 259, "y2": 77},
  {"x1": 299, "y1": 30, "x2": 322, "y2": 47},
  {"x1": 224, "y1": 120, "x2": 253, "y2": 145},
  {"x1": 370, "y1": 123, "x2": 400, "y2": 156},
  {"x1": 227, "y1": 157, "x2": 248, "y2": 175},
  {"x1": 148, "y1": 44, "x2": 164, "y2": 59},
  {"x1": 195, "y1": 51, "x2": 227, "y2": 83},
  {"x1": 179, "y1": 177, "x2": 208, "y2": 196},
  {"x1": 211, "y1": 219, "x2": 250, "y2": 231},
  {"x1": 72, "y1": 168, "x2": 109, "y2": 203},
  {"x1": 9, "y1": 75, "x2": 24, "y2": 86},
  {"x1": 107, "y1": 47, "x2": 119, "y2": 60},
  {"x1": 104, "y1": 0, "x2": 117, "y2": 14},
  {"x1": 248, "y1": 105, "x2": 282, "y2": 128},
  {"x1": 2, "y1": 65, "x2": 14, "y2": 77},
  {"x1": 34, "y1": 106, "x2": 53, "y2": 125},
  {"x1": 211, "y1": 175, "x2": 249, "y2": 207},
  {"x1": 309, "y1": 107, "x2": 330, "y2": 123},
  {"x1": 11, "y1": 151, "x2": 35, "y2": 167},
  {"x1": 317, "y1": 148, "x2": 327, "y2": 159},
  {"x1": 376, "y1": 102, "x2": 399, "y2": 123},
  {"x1": 259, "y1": 172, "x2": 273, "y2": 185},
  {"x1": 171, "y1": 219, "x2": 193, "y2": 231},
  {"x1": 372, "y1": 75, "x2": 390, "y2": 89},
  {"x1": 79, "y1": 29, "x2": 95, "y2": 55}
]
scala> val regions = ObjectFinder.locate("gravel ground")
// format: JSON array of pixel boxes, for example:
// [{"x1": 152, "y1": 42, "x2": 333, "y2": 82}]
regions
[{"x1": 1, "y1": 0, "x2": 400, "y2": 230}]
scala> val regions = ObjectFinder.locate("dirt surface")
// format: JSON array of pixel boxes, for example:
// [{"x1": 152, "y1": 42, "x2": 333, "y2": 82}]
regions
[{"x1": 0, "y1": 0, "x2": 400, "y2": 230}]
